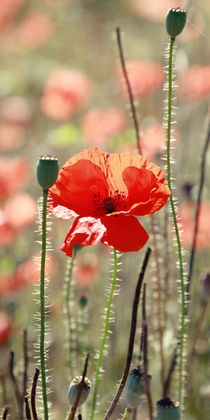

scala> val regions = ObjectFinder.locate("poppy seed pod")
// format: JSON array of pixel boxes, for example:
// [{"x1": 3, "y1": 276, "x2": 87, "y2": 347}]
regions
[
  {"x1": 36, "y1": 155, "x2": 59, "y2": 190},
  {"x1": 68, "y1": 376, "x2": 91, "y2": 407},
  {"x1": 124, "y1": 368, "x2": 150, "y2": 409},
  {"x1": 166, "y1": 8, "x2": 186, "y2": 39},
  {"x1": 157, "y1": 397, "x2": 180, "y2": 420}
]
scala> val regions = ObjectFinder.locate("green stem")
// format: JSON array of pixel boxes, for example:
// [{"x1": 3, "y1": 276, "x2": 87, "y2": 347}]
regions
[
  {"x1": 40, "y1": 189, "x2": 49, "y2": 420},
  {"x1": 167, "y1": 38, "x2": 185, "y2": 409},
  {"x1": 120, "y1": 408, "x2": 132, "y2": 420},
  {"x1": 90, "y1": 248, "x2": 118, "y2": 420},
  {"x1": 65, "y1": 252, "x2": 76, "y2": 376}
]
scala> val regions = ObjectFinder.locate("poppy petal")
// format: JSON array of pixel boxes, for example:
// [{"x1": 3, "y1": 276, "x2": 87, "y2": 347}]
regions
[
  {"x1": 101, "y1": 215, "x2": 149, "y2": 252},
  {"x1": 49, "y1": 157, "x2": 108, "y2": 216},
  {"x1": 61, "y1": 216, "x2": 106, "y2": 257},
  {"x1": 123, "y1": 165, "x2": 170, "y2": 215}
]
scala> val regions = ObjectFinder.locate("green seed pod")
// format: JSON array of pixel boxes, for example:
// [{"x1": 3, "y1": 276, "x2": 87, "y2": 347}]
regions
[
  {"x1": 124, "y1": 368, "x2": 150, "y2": 409},
  {"x1": 68, "y1": 376, "x2": 91, "y2": 407},
  {"x1": 166, "y1": 8, "x2": 186, "y2": 39},
  {"x1": 157, "y1": 397, "x2": 180, "y2": 420},
  {"x1": 36, "y1": 156, "x2": 59, "y2": 190}
]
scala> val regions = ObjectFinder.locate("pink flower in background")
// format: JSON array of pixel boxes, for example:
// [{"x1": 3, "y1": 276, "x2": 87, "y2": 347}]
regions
[
  {"x1": 0, "y1": 193, "x2": 36, "y2": 244},
  {"x1": 129, "y1": 0, "x2": 182, "y2": 22},
  {"x1": 0, "y1": 157, "x2": 29, "y2": 200},
  {"x1": 0, "y1": 312, "x2": 11, "y2": 345},
  {"x1": 115, "y1": 60, "x2": 164, "y2": 99},
  {"x1": 81, "y1": 107, "x2": 127, "y2": 146},
  {"x1": 141, "y1": 124, "x2": 166, "y2": 160},
  {"x1": 17, "y1": 13, "x2": 52, "y2": 49},
  {"x1": 0, "y1": 96, "x2": 33, "y2": 126},
  {"x1": 179, "y1": 202, "x2": 210, "y2": 249},
  {"x1": 0, "y1": 254, "x2": 56, "y2": 296},
  {"x1": 0, "y1": 124, "x2": 25, "y2": 152},
  {"x1": 179, "y1": 66, "x2": 210, "y2": 100},
  {"x1": 0, "y1": 0, "x2": 25, "y2": 32},
  {"x1": 40, "y1": 69, "x2": 91, "y2": 121},
  {"x1": 75, "y1": 254, "x2": 98, "y2": 287}
]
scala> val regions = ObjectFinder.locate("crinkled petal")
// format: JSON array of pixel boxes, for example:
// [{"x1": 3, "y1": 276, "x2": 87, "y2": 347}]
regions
[
  {"x1": 123, "y1": 165, "x2": 170, "y2": 215},
  {"x1": 51, "y1": 205, "x2": 78, "y2": 219},
  {"x1": 101, "y1": 215, "x2": 149, "y2": 252},
  {"x1": 61, "y1": 216, "x2": 106, "y2": 256}
]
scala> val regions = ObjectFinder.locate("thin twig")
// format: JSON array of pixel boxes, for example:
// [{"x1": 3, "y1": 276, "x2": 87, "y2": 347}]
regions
[
  {"x1": 23, "y1": 329, "x2": 28, "y2": 400},
  {"x1": 116, "y1": 27, "x2": 142, "y2": 154},
  {"x1": 142, "y1": 285, "x2": 153, "y2": 420},
  {"x1": 163, "y1": 343, "x2": 179, "y2": 397},
  {"x1": 186, "y1": 117, "x2": 210, "y2": 309},
  {"x1": 70, "y1": 353, "x2": 90, "y2": 420},
  {"x1": 8, "y1": 351, "x2": 23, "y2": 417},
  {"x1": 2, "y1": 407, "x2": 9, "y2": 420},
  {"x1": 25, "y1": 397, "x2": 32, "y2": 420},
  {"x1": 104, "y1": 247, "x2": 151, "y2": 420},
  {"x1": 31, "y1": 368, "x2": 40, "y2": 420}
]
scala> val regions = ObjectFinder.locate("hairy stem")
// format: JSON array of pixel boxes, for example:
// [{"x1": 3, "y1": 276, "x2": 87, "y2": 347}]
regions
[
  {"x1": 40, "y1": 189, "x2": 49, "y2": 420},
  {"x1": 65, "y1": 252, "x2": 76, "y2": 376},
  {"x1": 167, "y1": 38, "x2": 185, "y2": 409},
  {"x1": 90, "y1": 248, "x2": 118, "y2": 420}
]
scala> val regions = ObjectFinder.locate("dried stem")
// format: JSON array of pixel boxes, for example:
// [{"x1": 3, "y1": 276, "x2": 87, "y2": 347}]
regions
[
  {"x1": 70, "y1": 353, "x2": 89, "y2": 420},
  {"x1": 103, "y1": 247, "x2": 151, "y2": 420},
  {"x1": 186, "y1": 118, "x2": 210, "y2": 309},
  {"x1": 25, "y1": 397, "x2": 31, "y2": 420},
  {"x1": 2, "y1": 407, "x2": 9, "y2": 420},
  {"x1": 8, "y1": 351, "x2": 23, "y2": 418},
  {"x1": 142, "y1": 285, "x2": 153, "y2": 420},
  {"x1": 163, "y1": 344, "x2": 179, "y2": 397},
  {"x1": 31, "y1": 368, "x2": 40, "y2": 420},
  {"x1": 23, "y1": 329, "x2": 28, "y2": 400},
  {"x1": 115, "y1": 27, "x2": 142, "y2": 153}
]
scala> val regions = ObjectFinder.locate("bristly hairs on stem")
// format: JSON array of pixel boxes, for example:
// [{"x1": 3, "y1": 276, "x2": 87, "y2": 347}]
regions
[
  {"x1": 165, "y1": 35, "x2": 186, "y2": 411},
  {"x1": 116, "y1": 25, "x2": 165, "y2": 393},
  {"x1": 64, "y1": 251, "x2": 77, "y2": 378},
  {"x1": 104, "y1": 247, "x2": 151, "y2": 420},
  {"x1": 90, "y1": 248, "x2": 119, "y2": 420}
]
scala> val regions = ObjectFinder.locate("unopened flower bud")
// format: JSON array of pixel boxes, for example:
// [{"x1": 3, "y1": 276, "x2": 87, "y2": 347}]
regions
[
  {"x1": 166, "y1": 8, "x2": 186, "y2": 39},
  {"x1": 36, "y1": 155, "x2": 59, "y2": 190},
  {"x1": 68, "y1": 376, "x2": 91, "y2": 407},
  {"x1": 157, "y1": 397, "x2": 180, "y2": 420},
  {"x1": 78, "y1": 295, "x2": 88, "y2": 308},
  {"x1": 124, "y1": 368, "x2": 150, "y2": 409}
]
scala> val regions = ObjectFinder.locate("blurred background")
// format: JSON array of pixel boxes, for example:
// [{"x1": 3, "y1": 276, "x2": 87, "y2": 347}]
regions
[{"x1": 0, "y1": 0, "x2": 210, "y2": 419}]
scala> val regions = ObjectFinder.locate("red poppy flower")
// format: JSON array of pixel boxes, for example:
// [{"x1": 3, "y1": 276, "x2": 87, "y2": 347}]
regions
[
  {"x1": 179, "y1": 65, "x2": 210, "y2": 100},
  {"x1": 17, "y1": 13, "x2": 52, "y2": 49},
  {"x1": 40, "y1": 69, "x2": 91, "y2": 121},
  {"x1": 49, "y1": 148, "x2": 170, "y2": 256},
  {"x1": 0, "y1": 157, "x2": 29, "y2": 200},
  {"x1": 0, "y1": 0, "x2": 25, "y2": 32},
  {"x1": 81, "y1": 107, "x2": 127, "y2": 147},
  {"x1": 115, "y1": 60, "x2": 164, "y2": 98},
  {"x1": 179, "y1": 202, "x2": 210, "y2": 249},
  {"x1": 0, "y1": 312, "x2": 11, "y2": 345}
]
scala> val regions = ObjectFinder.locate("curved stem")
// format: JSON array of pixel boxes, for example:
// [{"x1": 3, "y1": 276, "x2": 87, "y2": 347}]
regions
[
  {"x1": 90, "y1": 248, "x2": 118, "y2": 420},
  {"x1": 40, "y1": 189, "x2": 49, "y2": 420},
  {"x1": 167, "y1": 38, "x2": 185, "y2": 409}
]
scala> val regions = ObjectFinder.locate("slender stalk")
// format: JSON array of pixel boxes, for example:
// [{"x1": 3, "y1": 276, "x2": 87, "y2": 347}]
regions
[
  {"x1": 90, "y1": 248, "x2": 118, "y2": 420},
  {"x1": 2, "y1": 407, "x2": 9, "y2": 420},
  {"x1": 167, "y1": 37, "x2": 185, "y2": 409},
  {"x1": 40, "y1": 189, "x2": 49, "y2": 420},
  {"x1": 104, "y1": 247, "x2": 151, "y2": 420},
  {"x1": 142, "y1": 285, "x2": 153, "y2": 420},
  {"x1": 31, "y1": 368, "x2": 39, "y2": 420},
  {"x1": 119, "y1": 408, "x2": 132, "y2": 420},
  {"x1": 65, "y1": 252, "x2": 76, "y2": 376}
]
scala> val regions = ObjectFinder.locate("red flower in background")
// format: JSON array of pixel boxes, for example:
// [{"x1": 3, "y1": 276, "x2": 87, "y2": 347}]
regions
[
  {"x1": 0, "y1": 0, "x2": 25, "y2": 32},
  {"x1": 0, "y1": 312, "x2": 11, "y2": 345},
  {"x1": 179, "y1": 66, "x2": 210, "y2": 100},
  {"x1": 17, "y1": 13, "x2": 52, "y2": 49},
  {"x1": 40, "y1": 69, "x2": 91, "y2": 121},
  {"x1": 0, "y1": 157, "x2": 29, "y2": 200},
  {"x1": 179, "y1": 202, "x2": 210, "y2": 249},
  {"x1": 115, "y1": 60, "x2": 164, "y2": 98},
  {"x1": 81, "y1": 107, "x2": 127, "y2": 147},
  {"x1": 49, "y1": 148, "x2": 170, "y2": 255}
]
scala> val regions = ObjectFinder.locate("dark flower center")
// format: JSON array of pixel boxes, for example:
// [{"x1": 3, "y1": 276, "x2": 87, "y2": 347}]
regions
[{"x1": 103, "y1": 197, "x2": 115, "y2": 214}]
